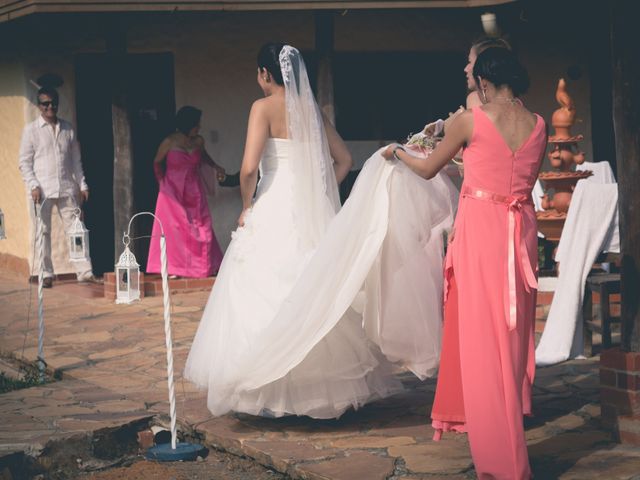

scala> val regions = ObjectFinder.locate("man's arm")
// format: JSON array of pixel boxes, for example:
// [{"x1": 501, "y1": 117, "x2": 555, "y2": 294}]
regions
[
  {"x1": 18, "y1": 124, "x2": 40, "y2": 192},
  {"x1": 70, "y1": 127, "x2": 89, "y2": 200}
]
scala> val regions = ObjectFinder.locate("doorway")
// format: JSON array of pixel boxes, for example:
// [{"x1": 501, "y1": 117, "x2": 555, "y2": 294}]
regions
[{"x1": 75, "y1": 53, "x2": 175, "y2": 275}]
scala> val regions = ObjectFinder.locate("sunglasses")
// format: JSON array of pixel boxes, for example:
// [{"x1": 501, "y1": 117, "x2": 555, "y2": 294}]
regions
[{"x1": 38, "y1": 101, "x2": 58, "y2": 108}]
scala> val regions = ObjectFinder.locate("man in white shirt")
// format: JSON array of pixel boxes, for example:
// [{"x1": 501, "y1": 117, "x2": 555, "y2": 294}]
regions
[{"x1": 19, "y1": 86, "x2": 97, "y2": 287}]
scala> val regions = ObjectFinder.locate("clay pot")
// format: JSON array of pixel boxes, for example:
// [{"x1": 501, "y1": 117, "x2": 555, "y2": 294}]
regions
[
  {"x1": 548, "y1": 149, "x2": 563, "y2": 169},
  {"x1": 551, "y1": 111, "x2": 573, "y2": 139},
  {"x1": 551, "y1": 78, "x2": 576, "y2": 138},
  {"x1": 558, "y1": 148, "x2": 575, "y2": 170},
  {"x1": 552, "y1": 191, "x2": 573, "y2": 213},
  {"x1": 541, "y1": 194, "x2": 551, "y2": 210},
  {"x1": 573, "y1": 151, "x2": 586, "y2": 165}
]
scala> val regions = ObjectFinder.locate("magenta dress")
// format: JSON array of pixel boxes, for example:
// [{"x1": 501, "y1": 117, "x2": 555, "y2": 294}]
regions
[
  {"x1": 430, "y1": 108, "x2": 546, "y2": 479},
  {"x1": 147, "y1": 149, "x2": 223, "y2": 278}
]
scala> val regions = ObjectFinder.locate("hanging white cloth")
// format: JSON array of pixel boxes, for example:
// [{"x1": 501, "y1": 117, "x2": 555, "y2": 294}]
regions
[
  {"x1": 576, "y1": 160, "x2": 616, "y2": 184},
  {"x1": 535, "y1": 180, "x2": 619, "y2": 366}
]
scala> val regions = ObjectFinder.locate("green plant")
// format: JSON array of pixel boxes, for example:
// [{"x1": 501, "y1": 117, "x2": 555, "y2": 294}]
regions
[{"x1": 0, "y1": 361, "x2": 48, "y2": 393}]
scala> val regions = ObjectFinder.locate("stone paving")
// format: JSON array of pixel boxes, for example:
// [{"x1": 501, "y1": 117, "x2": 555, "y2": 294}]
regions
[{"x1": 1, "y1": 271, "x2": 639, "y2": 479}]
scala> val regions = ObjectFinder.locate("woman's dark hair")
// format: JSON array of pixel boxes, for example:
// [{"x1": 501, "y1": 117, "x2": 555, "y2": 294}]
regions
[
  {"x1": 175, "y1": 106, "x2": 202, "y2": 135},
  {"x1": 37, "y1": 86, "x2": 59, "y2": 104},
  {"x1": 257, "y1": 42, "x2": 285, "y2": 85},
  {"x1": 473, "y1": 47, "x2": 530, "y2": 97}
]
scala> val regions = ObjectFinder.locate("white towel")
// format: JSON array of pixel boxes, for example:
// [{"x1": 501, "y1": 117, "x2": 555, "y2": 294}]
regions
[
  {"x1": 556, "y1": 161, "x2": 619, "y2": 261},
  {"x1": 533, "y1": 179, "x2": 546, "y2": 212},
  {"x1": 577, "y1": 161, "x2": 616, "y2": 184},
  {"x1": 535, "y1": 181, "x2": 619, "y2": 366},
  {"x1": 533, "y1": 180, "x2": 546, "y2": 239}
]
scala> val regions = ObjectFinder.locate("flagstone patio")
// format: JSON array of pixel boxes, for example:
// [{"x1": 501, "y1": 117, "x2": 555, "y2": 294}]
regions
[{"x1": 0, "y1": 272, "x2": 638, "y2": 479}]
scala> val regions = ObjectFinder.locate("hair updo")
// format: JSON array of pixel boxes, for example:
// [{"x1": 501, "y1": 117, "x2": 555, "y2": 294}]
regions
[
  {"x1": 175, "y1": 106, "x2": 202, "y2": 135},
  {"x1": 473, "y1": 47, "x2": 530, "y2": 97},
  {"x1": 257, "y1": 42, "x2": 285, "y2": 85}
]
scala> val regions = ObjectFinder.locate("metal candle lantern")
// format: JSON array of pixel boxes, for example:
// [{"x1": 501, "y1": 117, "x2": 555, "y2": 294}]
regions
[
  {"x1": 68, "y1": 208, "x2": 90, "y2": 262},
  {"x1": 115, "y1": 239, "x2": 140, "y2": 304}
]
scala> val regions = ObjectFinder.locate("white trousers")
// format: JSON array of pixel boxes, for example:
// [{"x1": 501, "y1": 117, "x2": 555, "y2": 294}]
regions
[{"x1": 32, "y1": 196, "x2": 93, "y2": 280}]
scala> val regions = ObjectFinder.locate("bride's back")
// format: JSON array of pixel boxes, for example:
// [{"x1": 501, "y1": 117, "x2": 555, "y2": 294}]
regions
[{"x1": 261, "y1": 93, "x2": 288, "y2": 140}]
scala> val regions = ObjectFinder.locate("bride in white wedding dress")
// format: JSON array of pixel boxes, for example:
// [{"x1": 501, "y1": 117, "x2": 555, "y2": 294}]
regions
[{"x1": 184, "y1": 43, "x2": 457, "y2": 419}]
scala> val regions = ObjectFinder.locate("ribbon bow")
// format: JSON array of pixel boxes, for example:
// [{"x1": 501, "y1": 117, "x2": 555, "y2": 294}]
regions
[
  {"x1": 459, "y1": 186, "x2": 538, "y2": 331},
  {"x1": 507, "y1": 196, "x2": 538, "y2": 331}
]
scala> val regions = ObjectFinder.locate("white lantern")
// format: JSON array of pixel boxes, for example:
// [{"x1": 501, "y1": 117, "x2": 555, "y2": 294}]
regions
[
  {"x1": 481, "y1": 12, "x2": 500, "y2": 37},
  {"x1": 0, "y1": 208, "x2": 5, "y2": 239},
  {"x1": 115, "y1": 243, "x2": 140, "y2": 304},
  {"x1": 68, "y1": 208, "x2": 89, "y2": 262}
]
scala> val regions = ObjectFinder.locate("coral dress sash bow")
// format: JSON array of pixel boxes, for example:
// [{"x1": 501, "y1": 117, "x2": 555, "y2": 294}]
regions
[{"x1": 461, "y1": 185, "x2": 538, "y2": 331}]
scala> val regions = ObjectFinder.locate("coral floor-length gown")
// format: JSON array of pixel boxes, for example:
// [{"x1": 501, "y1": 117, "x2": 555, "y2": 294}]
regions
[{"x1": 431, "y1": 107, "x2": 546, "y2": 480}]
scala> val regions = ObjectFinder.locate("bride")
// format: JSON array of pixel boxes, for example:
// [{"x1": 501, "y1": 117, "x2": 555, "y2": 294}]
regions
[{"x1": 185, "y1": 43, "x2": 457, "y2": 419}]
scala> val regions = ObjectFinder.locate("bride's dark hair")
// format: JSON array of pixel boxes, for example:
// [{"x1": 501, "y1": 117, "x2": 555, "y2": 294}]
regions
[
  {"x1": 257, "y1": 42, "x2": 285, "y2": 85},
  {"x1": 473, "y1": 47, "x2": 530, "y2": 97}
]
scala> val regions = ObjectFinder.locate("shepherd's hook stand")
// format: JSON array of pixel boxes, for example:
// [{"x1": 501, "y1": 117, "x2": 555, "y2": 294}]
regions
[{"x1": 121, "y1": 212, "x2": 204, "y2": 461}]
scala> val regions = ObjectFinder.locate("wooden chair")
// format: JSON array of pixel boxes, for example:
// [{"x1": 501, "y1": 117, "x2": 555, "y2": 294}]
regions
[{"x1": 583, "y1": 272, "x2": 621, "y2": 356}]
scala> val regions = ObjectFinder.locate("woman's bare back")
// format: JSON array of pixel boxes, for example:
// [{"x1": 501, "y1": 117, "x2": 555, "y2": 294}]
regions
[
  {"x1": 259, "y1": 93, "x2": 288, "y2": 139},
  {"x1": 479, "y1": 104, "x2": 538, "y2": 153}
]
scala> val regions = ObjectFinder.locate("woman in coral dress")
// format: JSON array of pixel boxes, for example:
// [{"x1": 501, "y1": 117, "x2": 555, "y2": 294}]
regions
[
  {"x1": 147, "y1": 106, "x2": 224, "y2": 278},
  {"x1": 383, "y1": 48, "x2": 546, "y2": 479}
]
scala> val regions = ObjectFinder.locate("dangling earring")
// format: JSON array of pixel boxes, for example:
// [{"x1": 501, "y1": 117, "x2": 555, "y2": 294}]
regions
[{"x1": 481, "y1": 87, "x2": 488, "y2": 103}]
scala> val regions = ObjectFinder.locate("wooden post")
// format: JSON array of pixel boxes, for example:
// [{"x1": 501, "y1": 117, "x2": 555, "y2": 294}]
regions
[
  {"x1": 600, "y1": 0, "x2": 640, "y2": 445},
  {"x1": 107, "y1": 25, "x2": 134, "y2": 260},
  {"x1": 611, "y1": 1, "x2": 640, "y2": 353},
  {"x1": 315, "y1": 11, "x2": 335, "y2": 125},
  {"x1": 587, "y1": 6, "x2": 617, "y2": 176}
]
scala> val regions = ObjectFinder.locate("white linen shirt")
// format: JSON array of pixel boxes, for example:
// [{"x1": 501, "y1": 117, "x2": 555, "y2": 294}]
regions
[{"x1": 18, "y1": 116, "x2": 89, "y2": 199}]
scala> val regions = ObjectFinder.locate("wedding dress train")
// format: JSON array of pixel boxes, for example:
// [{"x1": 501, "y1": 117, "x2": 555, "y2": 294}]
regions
[
  {"x1": 184, "y1": 45, "x2": 456, "y2": 418},
  {"x1": 184, "y1": 142, "x2": 457, "y2": 418}
]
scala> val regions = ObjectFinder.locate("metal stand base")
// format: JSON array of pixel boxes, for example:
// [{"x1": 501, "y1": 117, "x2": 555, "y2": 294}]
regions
[{"x1": 145, "y1": 442, "x2": 205, "y2": 462}]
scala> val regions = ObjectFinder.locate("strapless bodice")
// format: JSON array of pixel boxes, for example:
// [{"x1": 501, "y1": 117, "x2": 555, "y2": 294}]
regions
[
  {"x1": 254, "y1": 138, "x2": 295, "y2": 208},
  {"x1": 166, "y1": 148, "x2": 202, "y2": 170},
  {"x1": 259, "y1": 138, "x2": 291, "y2": 175}
]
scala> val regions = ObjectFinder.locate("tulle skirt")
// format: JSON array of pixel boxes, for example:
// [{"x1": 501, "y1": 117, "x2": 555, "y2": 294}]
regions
[{"x1": 184, "y1": 148, "x2": 456, "y2": 418}]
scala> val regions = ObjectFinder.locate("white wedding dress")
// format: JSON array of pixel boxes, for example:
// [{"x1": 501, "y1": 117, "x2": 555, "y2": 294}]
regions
[{"x1": 184, "y1": 46, "x2": 457, "y2": 419}]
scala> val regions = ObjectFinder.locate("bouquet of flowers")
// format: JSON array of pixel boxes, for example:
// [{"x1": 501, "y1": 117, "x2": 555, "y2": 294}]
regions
[
  {"x1": 405, "y1": 119, "x2": 445, "y2": 155},
  {"x1": 404, "y1": 108, "x2": 466, "y2": 170}
]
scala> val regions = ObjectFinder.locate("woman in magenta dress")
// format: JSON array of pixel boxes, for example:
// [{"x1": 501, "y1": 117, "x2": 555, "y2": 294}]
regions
[
  {"x1": 383, "y1": 48, "x2": 546, "y2": 479},
  {"x1": 147, "y1": 106, "x2": 224, "y2": 278}
]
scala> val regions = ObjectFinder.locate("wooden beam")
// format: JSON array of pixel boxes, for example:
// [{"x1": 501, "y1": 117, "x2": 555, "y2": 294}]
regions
[
  {"x1": 611, "y1": 0, "x2": 640, "y2": 352},
  {"x1": 0, "y1": 0, "x2": 517, "y2": 23},
  {"x1": 587, "y1": 6, "x2": 616, "y2": 175},
  {"x1": 108, "y1": 24, "x2": 135, "y2": 261}
]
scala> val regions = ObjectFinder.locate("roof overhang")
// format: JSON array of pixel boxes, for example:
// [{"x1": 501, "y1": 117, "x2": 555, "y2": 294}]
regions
[{"x1": 0, "y1": 0, "x2": 517, "y2": 23}]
